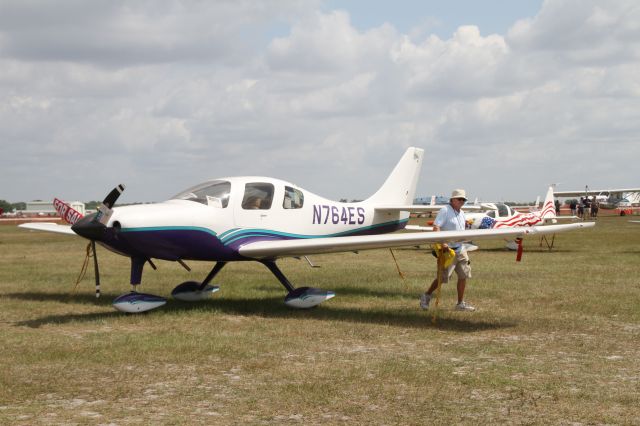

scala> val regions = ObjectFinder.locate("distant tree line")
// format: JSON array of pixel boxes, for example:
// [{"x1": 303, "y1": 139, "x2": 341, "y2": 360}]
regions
[
  {"x1": 0, "y1": 199, "x2": 150, "y2": 214},
  {"x1": 0, "y1": 200, "x2": 26, "y2": 213}
]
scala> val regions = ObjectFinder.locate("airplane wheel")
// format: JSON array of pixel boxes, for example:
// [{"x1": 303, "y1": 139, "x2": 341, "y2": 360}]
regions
[
  {"x1": 172, "y1": 281, "x2": 220, "y2": 302},
  {"x1": 284, "y1": 287, "x2": 335, "y2": 309}
]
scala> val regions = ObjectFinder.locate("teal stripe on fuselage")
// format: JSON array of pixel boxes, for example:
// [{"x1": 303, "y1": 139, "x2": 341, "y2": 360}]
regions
[
  {"x1": 217, "y1": 228, "x2": 240, "y2": 239},
  {"x1": 220, "y1": 218, "x2": 408, "y2": 246}
]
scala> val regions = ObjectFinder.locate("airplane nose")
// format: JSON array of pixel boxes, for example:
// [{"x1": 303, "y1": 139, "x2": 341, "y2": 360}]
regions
[{"x1": 71, "y1": 213, "x2": 107, "y2": 241}]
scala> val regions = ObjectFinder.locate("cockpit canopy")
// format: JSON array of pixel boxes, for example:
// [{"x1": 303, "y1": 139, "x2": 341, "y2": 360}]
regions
[
  {"x1": 171, "y1": 179, "x2": 305, "y2": 210},
  {"x1": 172, "y1": 180, "x2": 231, "y2": 208},
  {"x1": 486, "y1": 203, "x2": 512, "y2": 218}
]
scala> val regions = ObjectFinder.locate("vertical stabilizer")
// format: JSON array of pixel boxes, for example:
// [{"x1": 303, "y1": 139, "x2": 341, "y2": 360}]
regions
[
  {"x1": 366, "y1": 147, "x2": 424, "y2": 205},
  {"x1": 540, "y1": 186, "x2": 556, "y2": 219}
]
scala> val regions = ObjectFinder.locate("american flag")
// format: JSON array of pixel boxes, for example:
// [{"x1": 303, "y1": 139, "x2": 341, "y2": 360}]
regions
[
  {"x1": 480, "y1": 216, "x2": 496, "y2": 229},
  {"x1": 493, "y1": 200, "x2": 555, "y2": 228}
]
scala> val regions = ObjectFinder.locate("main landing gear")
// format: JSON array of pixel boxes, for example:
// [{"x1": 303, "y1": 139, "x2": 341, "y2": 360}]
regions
[
  {"x1": 111, "y1": 258, "x2": 335, "y2": 313},
  {"x1": 261, "y1": 261, "x2": 335, "y2": 309}
]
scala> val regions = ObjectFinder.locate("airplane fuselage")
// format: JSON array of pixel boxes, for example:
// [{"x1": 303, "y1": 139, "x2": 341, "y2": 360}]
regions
[{"x1": 99, "y1": 176, "x2": 409, "y2": 262}]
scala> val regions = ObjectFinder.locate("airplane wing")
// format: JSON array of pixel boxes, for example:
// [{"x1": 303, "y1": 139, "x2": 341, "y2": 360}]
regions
[
  {"x1": 555, "y1": 188, "x2": 640, "y2": 197},
  {"x1": 375, "y1": 204, "x2": 481, "y2": 213},
  {"x1": 238, "y1": 222, "x2": 595, "y2": 259},
  {"x1": 18, "y1": 222, "x2": 76, "y2": 236}
]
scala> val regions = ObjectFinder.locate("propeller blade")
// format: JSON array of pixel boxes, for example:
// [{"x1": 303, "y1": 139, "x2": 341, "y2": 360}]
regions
[
  {"x1": 103, "y1": 184, "x2": 126, "y2": 209},
  {"x1": 97, "y1": 184, "x2": 126, "y2": 225}
]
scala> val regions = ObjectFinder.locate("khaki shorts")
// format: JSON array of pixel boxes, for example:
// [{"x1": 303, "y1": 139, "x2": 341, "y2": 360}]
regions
[{"x1": 438, "y1": 250, "x2": 471, "y2": 283}]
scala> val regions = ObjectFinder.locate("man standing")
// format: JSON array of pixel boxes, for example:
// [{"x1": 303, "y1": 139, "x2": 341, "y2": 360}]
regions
[{"x1": 420, "y1": 189, "x2": 475, "y2": 311}]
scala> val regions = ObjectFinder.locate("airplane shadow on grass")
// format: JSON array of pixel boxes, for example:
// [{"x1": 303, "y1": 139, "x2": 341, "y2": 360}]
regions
[{"x1": 8, "y1": 291, "x2": 516, "y2": 332}]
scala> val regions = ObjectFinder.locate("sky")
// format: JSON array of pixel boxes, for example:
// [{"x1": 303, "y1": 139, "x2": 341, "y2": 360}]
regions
[{"x1": 1, "y1": 0, "x2": 639, "y2": 203}]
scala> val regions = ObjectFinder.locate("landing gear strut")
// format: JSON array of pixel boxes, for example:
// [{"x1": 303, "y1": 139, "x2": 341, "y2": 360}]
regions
[
  {"x1": 171, "y1": 262, "x2": 226, "y2": 301},
  {"x1": 261, "y1": 260, "x2": 335, "y2": 309}
]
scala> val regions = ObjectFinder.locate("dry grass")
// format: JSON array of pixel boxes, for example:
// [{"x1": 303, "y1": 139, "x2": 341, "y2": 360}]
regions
[{"x1": 1, "y1": 217, "x2": 639, "y2": 425}]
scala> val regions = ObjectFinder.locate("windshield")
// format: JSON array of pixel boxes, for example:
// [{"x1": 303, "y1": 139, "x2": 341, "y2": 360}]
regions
[{"x1": 172, "y1": 180, "x2": 231, "y2": 208}]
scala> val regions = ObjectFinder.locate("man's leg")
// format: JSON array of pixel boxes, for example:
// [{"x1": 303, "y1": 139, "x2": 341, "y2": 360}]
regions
[
  {"x1": 426, "y1": 278, "x2": 438, "y2": 295},
  {"x1": 456, "y1": 278, "x2": 467, "y2": 304}
]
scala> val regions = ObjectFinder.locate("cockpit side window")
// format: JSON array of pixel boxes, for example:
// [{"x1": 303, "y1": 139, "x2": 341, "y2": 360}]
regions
[
  {"x1": 242, "y1": 183, "x2": 274, "y2": 210},
  {"x1": 283, "y1": 186, "x2": 304, "y2": 209},
  {"x1": 171, "y1": 180, "x2": 231, "y2": 208}
]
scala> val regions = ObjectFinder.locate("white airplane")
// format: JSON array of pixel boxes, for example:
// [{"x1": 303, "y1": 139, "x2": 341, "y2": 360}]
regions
[
  {"x1": 19, "y1": 147, "x2": 595, "y2": 313},
  {"x1": 466, "y1": 186, "x2": 560, "y2": 230},
  {"x1": 554, "y1": 187, "x2": 640, "y2": 209}
]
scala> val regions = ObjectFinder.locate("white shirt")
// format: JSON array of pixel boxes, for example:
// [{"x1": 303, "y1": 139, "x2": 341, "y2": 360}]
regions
[{"x1": 434, "y1": 204, "x2": 466, "y2": 250}]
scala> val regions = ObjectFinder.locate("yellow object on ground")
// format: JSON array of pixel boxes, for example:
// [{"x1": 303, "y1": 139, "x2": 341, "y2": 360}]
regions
[{"x1": 431, "y1": 244, "x2": 455, "y2": 325}]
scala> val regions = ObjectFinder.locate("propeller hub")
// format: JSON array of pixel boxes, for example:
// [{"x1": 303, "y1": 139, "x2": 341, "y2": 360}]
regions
[{"x1": 71, "y1": 213, "x2": 107, "y2": 241}]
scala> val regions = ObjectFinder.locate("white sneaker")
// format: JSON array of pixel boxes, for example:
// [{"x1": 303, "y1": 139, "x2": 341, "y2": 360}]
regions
[
  {"x1": 455, "y1": 301, "x2": 476, "y2": 311},
  {"x1": 419, "y1": 293, "x2": 431, "y2": 310}
]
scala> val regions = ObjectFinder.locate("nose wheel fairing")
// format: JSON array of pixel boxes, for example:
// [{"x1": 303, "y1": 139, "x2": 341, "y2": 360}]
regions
[{"x1": 112, "y1": 292, "x2": 167, "y2": 313}]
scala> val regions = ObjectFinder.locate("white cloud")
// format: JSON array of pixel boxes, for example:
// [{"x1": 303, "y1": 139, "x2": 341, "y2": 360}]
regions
[{"x1": 1, "y1": 0, "x2": 639, "y2": 203}]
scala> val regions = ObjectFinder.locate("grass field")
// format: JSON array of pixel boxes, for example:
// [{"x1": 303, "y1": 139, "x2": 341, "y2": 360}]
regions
[{"x1": 1, "y1": 217, "x2": 639, "y2": 424}]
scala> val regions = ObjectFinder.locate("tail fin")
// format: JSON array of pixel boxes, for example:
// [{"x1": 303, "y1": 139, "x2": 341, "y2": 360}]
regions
[
  {"x1": 539, "y1": 186, "x2": 556, "y2": 219},
  {"x1": 366, "y1": 147, "x2": 424, "y2": 205},
  {"x1": 53, "y1": 198, "x2": 84, "y2": 225}
]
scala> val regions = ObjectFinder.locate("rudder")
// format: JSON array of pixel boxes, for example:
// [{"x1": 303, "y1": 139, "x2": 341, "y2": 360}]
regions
[{"x1": 366, "y1": 147, "x2": 424, "y2": 205}]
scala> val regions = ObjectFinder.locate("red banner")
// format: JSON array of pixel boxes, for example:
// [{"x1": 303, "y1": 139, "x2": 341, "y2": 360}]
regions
[{"x1": 53, "y1": 198, "x2": 84, "y2": 225}]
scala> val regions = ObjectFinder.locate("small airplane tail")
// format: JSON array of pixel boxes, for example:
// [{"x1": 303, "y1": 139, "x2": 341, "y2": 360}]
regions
[
  {"x1": 53, "y1": 198, "x2": 84, "y2": 225},
  {"x1": 366, "y1": 147, "x2": 424, "y2": 205},
  {"x1": 539, "y1": 186, "x2": 557, "y2": 220}
]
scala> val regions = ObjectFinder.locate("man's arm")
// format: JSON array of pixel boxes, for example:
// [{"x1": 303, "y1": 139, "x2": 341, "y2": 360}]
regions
[{"x1": 431, "y1": 224, "x2": 448, "y2": 249}]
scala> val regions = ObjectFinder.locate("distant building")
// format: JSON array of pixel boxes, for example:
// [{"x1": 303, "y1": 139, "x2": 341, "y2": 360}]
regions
[
  {"x1": 24, "y1": 200, "x2": 85, "y2": 217},
  {"x1": 414, "y1": 195, "x2": 448, "y2": 205}
]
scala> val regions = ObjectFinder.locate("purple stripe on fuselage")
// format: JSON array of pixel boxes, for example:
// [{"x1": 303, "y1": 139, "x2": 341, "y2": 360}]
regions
[
  {"x1": 100, "y1": 220, "x2": 407, "y2": 262},
  {"x1": 104, "y1": 229, "x2": 243, "y2": 261}
]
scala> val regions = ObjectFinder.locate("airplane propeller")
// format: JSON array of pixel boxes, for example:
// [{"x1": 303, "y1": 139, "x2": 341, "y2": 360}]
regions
[
  {"x1": 71, "y1": 184, "x2": 126, "y2": 297},
  {"x1": 71, "y1": 184, "x2": 125, "y2": 241}
]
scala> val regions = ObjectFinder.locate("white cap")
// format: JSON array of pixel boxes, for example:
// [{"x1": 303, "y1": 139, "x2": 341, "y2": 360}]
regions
[{"x1": 450, "y1": 189, "x2": 467, "y2": 201}]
